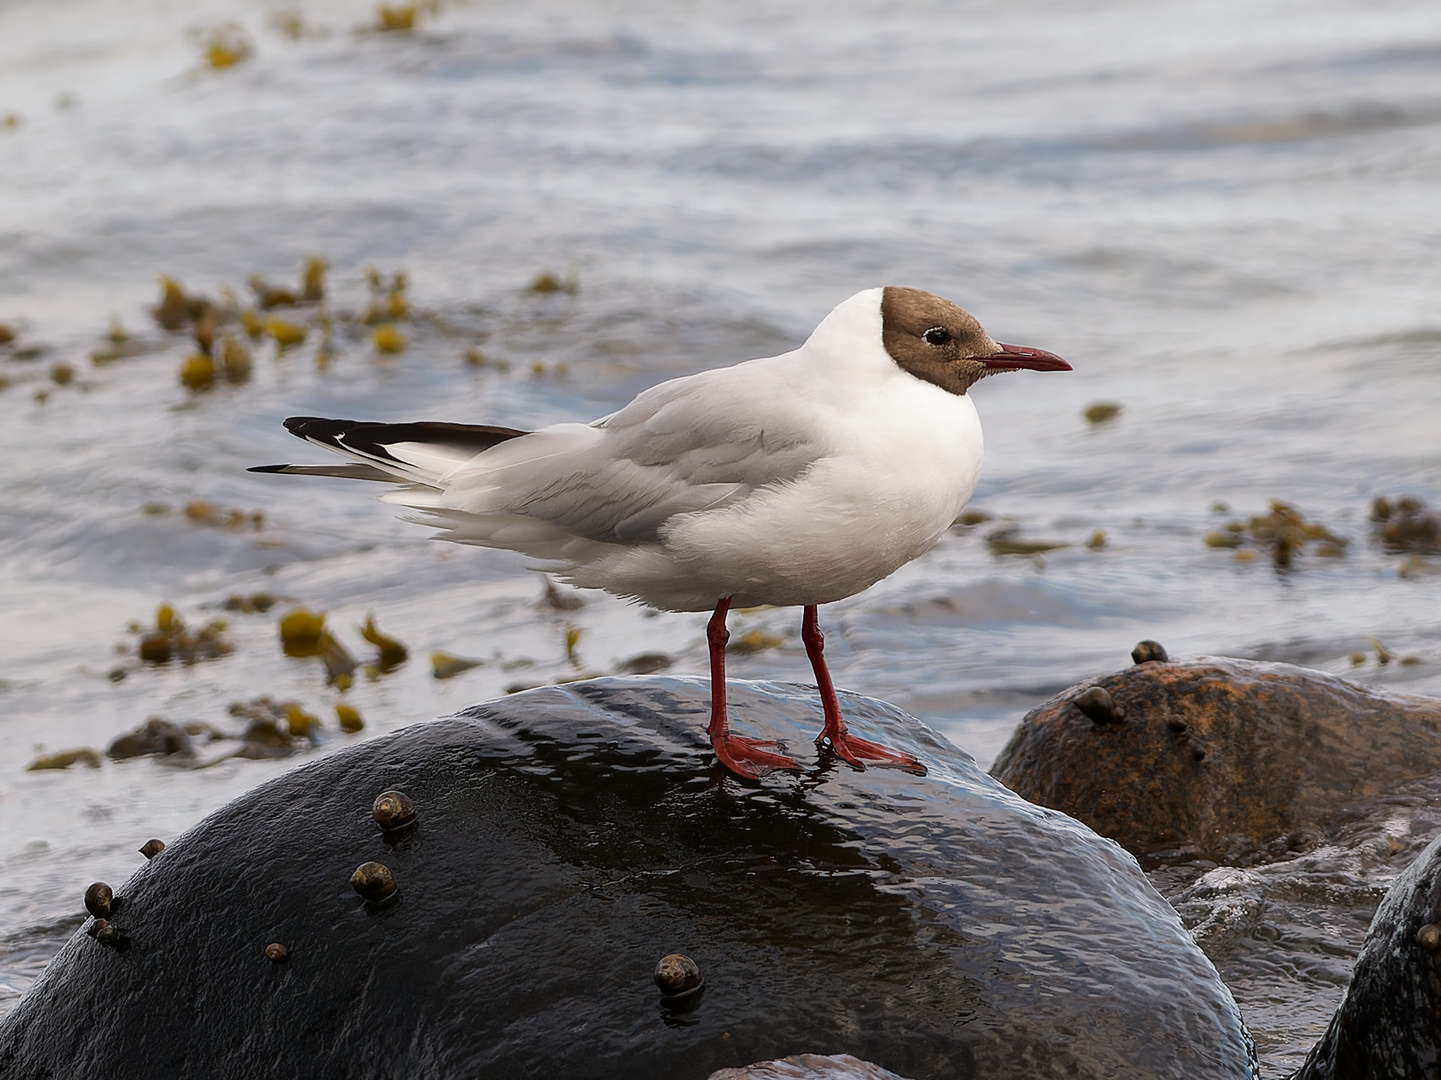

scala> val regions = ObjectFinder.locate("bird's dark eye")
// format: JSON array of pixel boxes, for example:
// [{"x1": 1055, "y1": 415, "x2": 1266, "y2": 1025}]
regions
[{"x1": 923, "y1": 327, "x2": 950, "y2": 346}]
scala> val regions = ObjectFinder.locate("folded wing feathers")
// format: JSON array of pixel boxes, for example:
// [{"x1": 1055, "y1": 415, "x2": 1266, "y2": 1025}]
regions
[{"x1": 256, "y1": 391, "x2": 821, "y2": 556}]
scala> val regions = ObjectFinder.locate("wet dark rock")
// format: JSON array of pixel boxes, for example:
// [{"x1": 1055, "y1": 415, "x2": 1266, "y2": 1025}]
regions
[
  {"x1": 991, "y1": 657, "x2": 1441, "y2": 864},
  {"x1": 1290, "y1": 833, "x2": 1441, "y2": 1080},
  {"x1": 0, "y1": 678, "x2": 1254, "y2": 1080},
  {"x1": 710, "y1": 1054, "x2": 913, "y2": 1080}
]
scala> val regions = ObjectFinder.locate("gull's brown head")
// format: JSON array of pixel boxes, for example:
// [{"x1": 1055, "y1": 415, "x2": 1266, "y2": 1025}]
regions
[{"x1": 880, "y1": 286, "x2": 1071, "y2": 396}]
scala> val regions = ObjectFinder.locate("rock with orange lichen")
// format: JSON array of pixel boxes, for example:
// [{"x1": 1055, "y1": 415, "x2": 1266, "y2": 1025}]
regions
[{"x1": 991, "y1": 655, "x2": 1441, "y2": 864}]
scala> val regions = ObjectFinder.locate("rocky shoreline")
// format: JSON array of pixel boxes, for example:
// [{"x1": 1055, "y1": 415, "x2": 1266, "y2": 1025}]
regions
[{"x1": 2, "y1": 660, "x2": 1439, "y2": 1078}]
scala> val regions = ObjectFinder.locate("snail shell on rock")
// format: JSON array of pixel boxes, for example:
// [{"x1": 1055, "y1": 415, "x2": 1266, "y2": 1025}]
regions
[
  {"x1": 350, "y1": 861, "x2": 398, "y2": 903},
  {"x1": 653, "y1": 953, "x2": 704, "y2": 998},
  {"x1": 372, "y1": 790, "x2": 417, "y2": 832},
  {"x1": 84, "y1": 883, "x2": 113, "y2": 920}
]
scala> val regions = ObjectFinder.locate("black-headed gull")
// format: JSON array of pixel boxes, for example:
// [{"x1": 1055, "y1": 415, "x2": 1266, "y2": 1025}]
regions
[{"x1": 251, "y1": 287, "x2": 1070, "y2": 778}]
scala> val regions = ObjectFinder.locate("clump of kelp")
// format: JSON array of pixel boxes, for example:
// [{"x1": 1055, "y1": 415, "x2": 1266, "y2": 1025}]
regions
[
  {"x1": 5, "y1": 256, "x2": 582, "y2": 409},
  {"x1": 130, "y1": 602, "x2": 235, "y2": 666},
  {"x1": 26, "y1": 696, "x2": 368, "y2": 772},
  {"x1": 190, "y1": 22, "x2": 254, "y2": 70},
  {"x1": 141, "y1": 499, "x2": 266, "y2": 531},
  {"x1": 950, "y1": 508, "x2": 1105, "y2": 560},
  {"x1": 146, "y1": 259, "x2": 566, "y2": 389},
  {"x1": 1204, "y1": 500, "x2": 1348, "y2": 569},
  {"x1": 277, "y1": 607, "x2": 410, "y2": 689},
  {"x1": 1372, "y1": 495, "x2": 1441, "y2": 555},
  {"x1": 152, "y1": 258, "x2": 337, "y2": 390}
]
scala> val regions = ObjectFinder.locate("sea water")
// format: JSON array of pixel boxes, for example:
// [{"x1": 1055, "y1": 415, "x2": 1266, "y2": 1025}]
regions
[{"x1": 2, "y1": 1, "x2": 1440, "y2": 1073}]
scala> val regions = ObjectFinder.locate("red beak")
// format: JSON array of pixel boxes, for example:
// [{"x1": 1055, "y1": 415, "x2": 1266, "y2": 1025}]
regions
[{"x1": 984, "y1": 343, "x2": 1071, "y2": 372}]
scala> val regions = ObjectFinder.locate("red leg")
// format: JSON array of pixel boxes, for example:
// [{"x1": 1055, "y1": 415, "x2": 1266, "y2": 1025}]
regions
[
  {"x1": 706, "y1": 597, "x2": 800, "y2": 778},
  {"x1": 802, "y1": 605, "x2": 925, "y2": 774}
]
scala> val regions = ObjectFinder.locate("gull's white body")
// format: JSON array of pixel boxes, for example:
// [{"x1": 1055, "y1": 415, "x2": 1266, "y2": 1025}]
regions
[{"x1": 382, "y1": 289, "x2": 984, "y2": 611}]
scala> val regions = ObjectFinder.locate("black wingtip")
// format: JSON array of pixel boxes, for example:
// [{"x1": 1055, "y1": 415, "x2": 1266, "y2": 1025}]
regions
[
  {"x1": 248, "y1": 464, "x2": 295, "y2": 474},
  {"x1": 283, "y1": 416, "x2": 347, "y2": 441}
]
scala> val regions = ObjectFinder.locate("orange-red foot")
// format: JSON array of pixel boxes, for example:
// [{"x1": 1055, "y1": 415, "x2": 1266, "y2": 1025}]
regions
[
  {"x1": 712, "y1": 733, "x2": 802, "y2": 779},
  {"x1": 817, "y1": 730, "x2": 927, "y2": 775}
]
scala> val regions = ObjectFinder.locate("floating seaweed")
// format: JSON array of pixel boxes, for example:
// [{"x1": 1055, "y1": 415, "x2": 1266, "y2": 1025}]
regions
[
  {"x1": 220, "y1": 336, "x2": 252, "y2": 382},
  {"x1": 284, "y1": 703, "x2": 322, "y2": 737},
  {"x1": 134, "y1": 603, "x2": 235, "y2": 665},
  {"x1": 1203, "y1": 500, "x2": 1347, "y2": 569},
  {"x1": 266, "y1": 314, "x2": 308, "y2": 349},
  {"x1": 360, "y1": 615, "x2": 408, "y2": 674},
  {"x1": 222, "y1": 592, "x2": 277, "y2": 614},
  {"x1": 318, "y1": 631, "x2": 357, "y2": 688},
  {"x1": 1084, "y1": 402, "x2": 1122, "y2": 424},
  {"x1": 270, "y1": 10, "x2": 306, "y2": 40},
  {"x1": 178, "y1": 353, "x2": 216, "y2": 391},
  {"x1": 1372, "y1": 495, "x2": 1441, "y2": 555},
  {"x1": 107, "y1": 717, "x2": 217, "y2": 762},
  {"x1": 153, "y1": 276, "x2": 195, "y2": 331},
  {"x1": 228, "y1": 697, "x2": 311, "y2": 758},
  {"x1": 431, "y1": 651, "x2": 484, "y2": 679},
  {"x1": 620, "y1": 652, "x2": 672, "y2": 675},
  {"x1": 278, "y1": 607, "x2": 327, "y2": 657},
  {"x1": 91, "y1": 318, "x2": 144, "y2": 364},
  {"x1": 729, "y1": 629, "x2": 784, "y2": 653},
  {"x1": 182, "y1": 500, "x2": 264, "y2": 530},
  {"x1": 375, "y1": 4, "x2": 418, "y2": 32},
  {"x1": 335, "y1": 703, "x2": 364, "y2": 733},
  {"x1": 197, "y1": 23, "x2": 254, "y2": 69},
  {"x1": 372, "y1": 323, "x2": 405, "y2": 354},
  {"x1": 985, "y1": 525, "x2": 1070, "y2": 557},
  {"x1": 528, "y1": 269, "x2": 579, "y2": 295},
  {"x1": 301, "y1": 256, "x2": 327, "y2": 302},
  {"x1": 363, "y1": 269, "x2": 409, "y2": 324},
  {"x1": 465, "y1": 347, "x2": 511, "y2": 372},
  {"x1": 26, "y1": 748, "x2": 102, "y2": 771}
]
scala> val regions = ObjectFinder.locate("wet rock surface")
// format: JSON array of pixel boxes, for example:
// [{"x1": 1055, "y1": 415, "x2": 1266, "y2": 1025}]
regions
[
  {"x1": 992, "y1": 654, "x2": 1441, "y2": 1075},
  {"x1": 0, "y1": 678, "x2": 1254, "y2": 1080},
  {"x1": 991, "y1": 656, "x2": 1441, "y2": 864},
  {"x1": 1289, "y1": 833, "x2": 1441, "y2": 1080}
]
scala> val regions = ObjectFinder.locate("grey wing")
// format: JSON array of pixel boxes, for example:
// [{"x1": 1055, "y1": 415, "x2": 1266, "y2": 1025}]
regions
[{"x1": 437, "y1": 372, "x2": 822, "y2": 545}]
